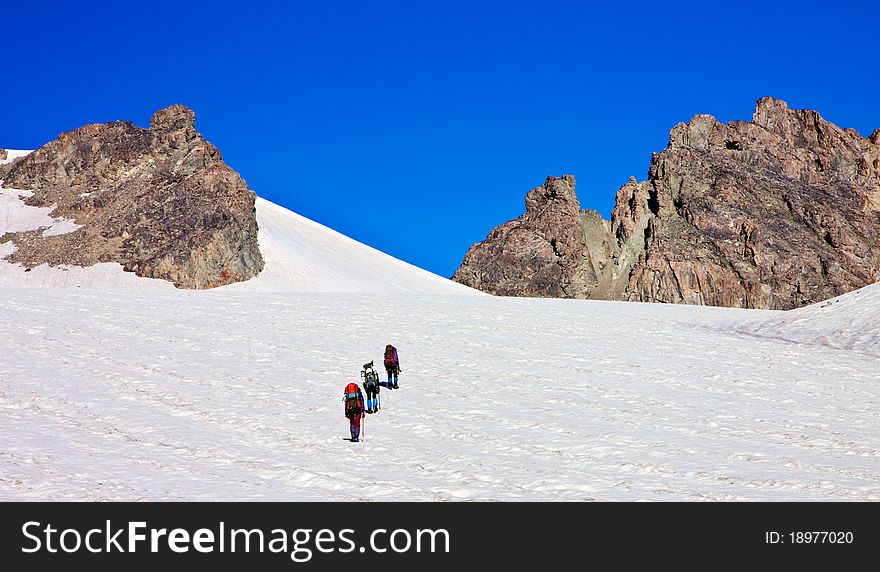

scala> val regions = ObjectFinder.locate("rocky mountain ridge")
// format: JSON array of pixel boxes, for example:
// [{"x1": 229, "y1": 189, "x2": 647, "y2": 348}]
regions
[
  {"x1": 0, "y1": 105, "x2": 264, "y2": 288},
  {"x1": 453, "y1": 97, "x2": 880, "y2": 309}
]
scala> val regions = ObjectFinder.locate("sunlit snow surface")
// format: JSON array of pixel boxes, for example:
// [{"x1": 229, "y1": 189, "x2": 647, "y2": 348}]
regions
[
  {"x1": 0, "y1": 149, "x2": 33, "y2": 166},
  {"x1": 1, "y1": 150, "x2": 877, "y2": 501},
  {"x1": 2, "y1": 281, "x2": 878, "y2": 500}
]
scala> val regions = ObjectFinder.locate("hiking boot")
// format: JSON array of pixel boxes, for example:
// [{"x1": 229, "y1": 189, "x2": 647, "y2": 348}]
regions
[
  {"x1": 352, "y1": 437, "x2": 359, "y2": 442},
  {"x1": 393, "y1": 383, "x2": 399, "y2": 389}
]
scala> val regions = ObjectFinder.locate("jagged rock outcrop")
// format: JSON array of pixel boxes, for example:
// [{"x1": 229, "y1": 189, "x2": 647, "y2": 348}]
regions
[
  {"x1": 453, "y1": 175, "x2": 602, "y2": 297},
  {"x1": 0, "y1": 105, "x2": 264, "y2": 288},
  {"x1": 0, "y1": 148, "x2": 7, "y2": 161},
  {"x1": 453, "y1": 97, "x2": 880, "y2": 309}
]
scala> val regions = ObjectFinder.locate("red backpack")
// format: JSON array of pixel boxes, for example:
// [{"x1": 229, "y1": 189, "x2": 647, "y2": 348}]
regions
[
  {"x1": 344, "y1": 382, "x2": 362, "y2": 416},
  {"x1": 384, "y1": 345, "x2": 397, "y2": 370}
]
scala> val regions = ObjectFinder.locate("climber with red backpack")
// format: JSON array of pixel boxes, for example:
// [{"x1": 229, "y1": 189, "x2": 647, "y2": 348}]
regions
[
  {"x1": 383, "y1": 344, "x2": 401, "y2": 389},
  {"x1": 343, "y1": 382, "x2": 365, "y2": 442}
]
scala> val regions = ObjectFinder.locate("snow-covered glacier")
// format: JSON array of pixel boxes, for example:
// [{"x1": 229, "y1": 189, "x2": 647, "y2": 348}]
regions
[{"x1": 0, "y1": 160, "x2": 877, "y2": 500}]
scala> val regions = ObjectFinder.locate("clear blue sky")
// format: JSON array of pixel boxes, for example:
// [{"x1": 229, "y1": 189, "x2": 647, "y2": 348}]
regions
[{"x1": 3, "y1": 1, "x2": 878, "y2": 278}]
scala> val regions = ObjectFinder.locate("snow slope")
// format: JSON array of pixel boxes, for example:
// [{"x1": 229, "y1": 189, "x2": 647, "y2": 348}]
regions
[
  {"x1": 0, "y1": 284, "x2": 877, "y2": 501},
  {"x1": 224, "y1": 198, "x2": 477, "y2": 294},
  {"x1": 0, "y1": 149, "x2": 32, "y2": 165},
  {"x1": 733, "y1": 284, "x2": 880, "y2": 357},
  {"x1": 1, "y1": 149, "x2": 877, "y2": 501},
  {"x1": 0, "y1": 151, "x2": 475, "y2": 294}
]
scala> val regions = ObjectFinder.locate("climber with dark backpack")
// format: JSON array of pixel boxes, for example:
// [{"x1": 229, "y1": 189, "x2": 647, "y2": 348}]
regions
[
  {"x1": 383, "y1": 344, "x2": 401, "y2": 389},
  {"x1": 361, "y1": 361, "x2": 381, "y2": 413},
  {"x1": 343, "y1": 382, "x2": 365, "y2": 442}
]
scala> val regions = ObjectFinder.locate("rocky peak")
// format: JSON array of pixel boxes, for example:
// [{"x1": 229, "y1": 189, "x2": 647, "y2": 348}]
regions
[
  {"x1": 150, "y1": 104, "x2": 196, "y2": 132},
  {"x1": 751, "y1": 95, "x2": 792, "y2": 129},
  {"x1": 452, "y1": 175, "x2": 598, "y2": 298},
  {"x1": 148, "y1": 104, "x2": 200, "y2": 152},
  {"x1": 524, "y1": 175, "x2": 579, "y2": 212},
  {"x1": 668, "y1": 114, "x2": 718, "y2": 151},
  {"x1": 454, "y1": 97, "x2": 880, "y2": 309},
  {"x1": 750, "y1": 95, "x2": 853, "y2": 154},
  {"x1": 0, "y1": 107, "x2": 264, "y2": 289}
]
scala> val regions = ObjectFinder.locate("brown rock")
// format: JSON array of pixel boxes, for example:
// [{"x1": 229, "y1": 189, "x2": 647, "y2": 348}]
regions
[
  {"x1": 0, "y1": 106, "x2": 264, "y2": 288},
  {"x1": 453, "y1": 97, "x2": 880, "y2": 309},
  {"x1": 453, "y1": 175, "x2": 600, "y2": 298}
]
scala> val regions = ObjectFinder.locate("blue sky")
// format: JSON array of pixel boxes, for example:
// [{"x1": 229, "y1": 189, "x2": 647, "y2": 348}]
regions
[{"x1": 3, "y1": 1, "x2": 878, "y2": 278}]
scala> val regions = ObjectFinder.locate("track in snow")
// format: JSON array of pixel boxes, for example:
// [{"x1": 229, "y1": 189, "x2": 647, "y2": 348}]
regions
[{"x1": 1, "y1": 287, "x2": 877, "y2": 501}]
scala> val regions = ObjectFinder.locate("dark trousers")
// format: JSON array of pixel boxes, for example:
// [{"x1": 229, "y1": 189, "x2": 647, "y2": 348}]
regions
[
  {"x1": 386, "y1": 367, "x2": 399, "y2": 386},
  {"x1": 348, "y1": 414, "x2": 361, "y2": 440},
  {"x1": 365, "y1": 387, "x2": 379, "y2": 410}
]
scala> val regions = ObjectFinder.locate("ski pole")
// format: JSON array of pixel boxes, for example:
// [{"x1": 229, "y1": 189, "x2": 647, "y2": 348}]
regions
[{"x1": 361, "y1": 412, "x2": 365, "y2": 442}]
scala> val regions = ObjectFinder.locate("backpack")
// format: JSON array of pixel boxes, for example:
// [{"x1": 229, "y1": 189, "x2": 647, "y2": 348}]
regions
[
  {"x1": 384, "y1": 345, "x2": 398, "y2": 370},
  {"x1": 344, "y1": 382, "x2": 362, "y2": 416},
  {"x1": 362, "y1": 366, "x2": 379, "y2": 391}
]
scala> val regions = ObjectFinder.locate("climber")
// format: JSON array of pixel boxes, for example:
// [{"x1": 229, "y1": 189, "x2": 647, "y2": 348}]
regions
[
  {"x1": 362, "y1": 361, "x2": 381, "y2": 413},
  {"x1": 383, "y1": 344, "x2": 401, "y2": 389},
  {"x1": 343, "y1": 382, "x2": 365, "y2": 442}
]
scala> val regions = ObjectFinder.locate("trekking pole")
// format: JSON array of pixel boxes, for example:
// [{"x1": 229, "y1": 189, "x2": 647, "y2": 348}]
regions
[{"x1": 361, "y1": 412, "x2": 366, "y2": 443}]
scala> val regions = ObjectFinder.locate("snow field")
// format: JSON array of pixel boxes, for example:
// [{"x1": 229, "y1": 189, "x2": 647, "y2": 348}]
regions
[
  {"x1": 0, "y1": 286, "x2": 877, "y2": 501},
  {"x1": 1, "y1": 147, "x2": 877, "y2": 501}
]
